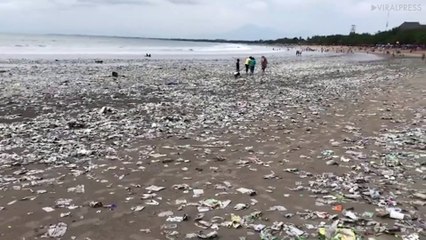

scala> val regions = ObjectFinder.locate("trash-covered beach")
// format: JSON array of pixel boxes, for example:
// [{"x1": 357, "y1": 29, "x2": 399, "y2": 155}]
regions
[{"x1": 0, "y1": 54, "x2": 425, "y2": 240}]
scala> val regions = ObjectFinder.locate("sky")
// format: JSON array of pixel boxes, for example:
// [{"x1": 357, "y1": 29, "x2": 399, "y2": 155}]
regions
[{"x1": 0, "y1": 0, "x2": 425, "y2": 40}]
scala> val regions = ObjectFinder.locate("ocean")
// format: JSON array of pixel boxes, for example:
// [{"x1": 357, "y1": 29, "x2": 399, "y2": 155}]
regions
[
  {"x1": 0, "y1": 33, "x2": 385, "y2": 62},
  {"x1": 0, "y1": 33, "x2": 280, "y2": 59}
]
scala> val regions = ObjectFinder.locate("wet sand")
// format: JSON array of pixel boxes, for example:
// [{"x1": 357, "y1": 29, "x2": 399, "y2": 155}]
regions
[{"x1": 0, "y1": 54, "x2": 425, "y2": 240}]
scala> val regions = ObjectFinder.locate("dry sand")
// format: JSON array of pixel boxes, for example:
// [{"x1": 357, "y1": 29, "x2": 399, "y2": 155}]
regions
[{"x1": 0, "y1": 54, "x2": 425, "y2": 240}]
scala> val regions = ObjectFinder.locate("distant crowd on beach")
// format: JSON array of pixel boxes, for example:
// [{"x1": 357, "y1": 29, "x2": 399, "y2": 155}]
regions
[
  {"x1": 232, "y1": 44, "x2": 425, "y2": 78},
  {"x1": 315, "y1": 43, "x2": 426, "y2": 59}
]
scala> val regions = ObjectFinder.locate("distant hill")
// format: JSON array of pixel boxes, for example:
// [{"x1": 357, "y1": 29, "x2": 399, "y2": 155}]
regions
[{"x1": 212, "y1": 24, "x2": 284, "y2": 41}]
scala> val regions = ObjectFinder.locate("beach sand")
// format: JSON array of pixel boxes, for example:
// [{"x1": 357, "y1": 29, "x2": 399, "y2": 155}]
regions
[
  {"x1": 306, "y1": 45, "x2": 426, "y2": 59},
  {"x1": 0, "y1": 54, "x2": 425, "y2": 239}
]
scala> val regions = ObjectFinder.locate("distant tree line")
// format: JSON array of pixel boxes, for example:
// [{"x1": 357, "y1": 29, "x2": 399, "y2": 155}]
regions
[
  {"x1": 163, "y1": 27, "x2": 426, "y2": 46},
  {"x1": 262, "y1": 28, "x2": 426, "y2": 46}
]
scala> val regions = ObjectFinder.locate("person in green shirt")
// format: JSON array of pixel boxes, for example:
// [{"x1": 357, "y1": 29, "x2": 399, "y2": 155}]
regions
[{"x1": 248, "y1": 56, "x2": 256, "y2": 75}]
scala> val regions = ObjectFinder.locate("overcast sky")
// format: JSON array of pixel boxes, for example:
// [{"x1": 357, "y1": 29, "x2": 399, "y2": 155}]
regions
[{"x1": 0, "y1": 0, "x2": 425, "y2": 40}]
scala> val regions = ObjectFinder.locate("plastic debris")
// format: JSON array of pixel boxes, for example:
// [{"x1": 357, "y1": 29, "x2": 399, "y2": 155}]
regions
[
  {"x1": 234, "y1": 203, "x2": 248, "y2": 210},
  {"x1": 145, "y1": 185, "x2": 165, "y2": 193},
  {"x1": 332, "y1": 205, "x2": 343, "y2": 212},
  {"x1": 413, "y1": 193, "x2": 426, "y2": 200},
  {"x1": 131, "y1": 206, "x2": 145, "y2": 212},
  {"x1": 67, "y1": 185, "x2": 85, "y2": 193},
  {"x1": 343, "y1": 210, "x2": 359, "y2": 221},
  {"x1": 403, "y1": 233, "x2": 420, "y2": 240},
  {"x1": 236, "y1": 188, "x2": 257, "y2": 196},
  {"x1": 42, "y1": 207, "x2": 55, "y2": 213},
  {"x1": 60, "y1": 212, "x2": 71, "y2": 218},
  {"x1": 158, "y1": 211, "x2": 174, "y2": 217},
  {"x1": 89, "y1": 201, "x2": 103, "y2": 208},
  {"x1": 286, "y1": 225, "x2": 304, "y2": 237},
  {"x1": 197, "y1": 231, "x2": 218, "y2": 239},
  {"x1": 166, "y1": 214, "x2": 188, "y2": 222},
  {"x1": 319, "y1": 225, "x2": 357, "y2": 240},
  {"x1": 47, "y1": 222, "x2": 68, "y2": 238},
  {"x1": 253, "y1": 224, "x2": 266, "y2": 232},
  {"x1": 193, "y1": 189, "x2": 204, "y2": 197},
  {"x1": 268, "y1": 206, "x2": 287, "y2": 212},
  {"x1": 0, "y1": 54, "x2": 423, "y2": 240},
  {"x1": 388, "y1": 208, "x2": 405, "y2": 220}
]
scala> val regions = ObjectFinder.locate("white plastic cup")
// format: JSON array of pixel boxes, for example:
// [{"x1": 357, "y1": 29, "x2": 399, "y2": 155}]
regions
[{"x1": 390, "y1": 210, "x2": 404, "y2": 220}]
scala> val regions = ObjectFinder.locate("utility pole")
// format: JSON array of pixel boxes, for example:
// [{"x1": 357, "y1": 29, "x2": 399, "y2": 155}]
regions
[
  {"x1": 386, "y1": 10, "x2": 390, "y2": 30},
  {"x1": 350, "y1": 25, "x2": 356, "y2": 34}
]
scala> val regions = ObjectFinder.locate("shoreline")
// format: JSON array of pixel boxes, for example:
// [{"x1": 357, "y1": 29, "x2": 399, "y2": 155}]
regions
[{"x1": 0, "y1": 49, "x2": 377, "y2": 61}]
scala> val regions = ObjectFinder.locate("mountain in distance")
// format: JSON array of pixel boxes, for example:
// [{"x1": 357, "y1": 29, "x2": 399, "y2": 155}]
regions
[{"x1": 212, "y1": 24, "x2": 285, "y2": 41}]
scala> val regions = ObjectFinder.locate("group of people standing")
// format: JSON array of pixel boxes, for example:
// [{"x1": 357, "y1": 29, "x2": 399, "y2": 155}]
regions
[{"x1": 235, "y1": 56, "x2": 268, "y2": 78}]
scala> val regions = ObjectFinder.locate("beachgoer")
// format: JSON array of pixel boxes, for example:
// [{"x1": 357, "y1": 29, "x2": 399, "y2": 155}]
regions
[
  {"x1": 234, "y1": 58, "x2": 241, "y2": 78},
  {"x1": 249, "y1": 56, "x2": 256, "y2": 75},
  {"x1": 244, "y1": 57, "x2": 251, "y2": 74},
  {"x1": 236, "y1": 58, "x2": 240, "y2": 73},
  {"x1": 261, "y1": 56, "x2": 268, "y2": 73},
  {"x1": 422, "y1": 53, "x2": 425, "y2": 61}
]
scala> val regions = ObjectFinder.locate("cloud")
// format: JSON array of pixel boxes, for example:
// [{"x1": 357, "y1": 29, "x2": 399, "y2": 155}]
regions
[
  {"x1": 0, "y1": 0, "x2": 425, "y2": 39},
  {"x1": 76, "y1": 0, "x2": 154, "y2": 5},
  {"x1": 166, "y1": 0, "x2": 199, "y2": 5},
  {"x1": 245, "y1": 0, "x2": 269, "y2": 11},
  {"x1": 71, "y1": 0, "x2": 199, "y2": 6}
]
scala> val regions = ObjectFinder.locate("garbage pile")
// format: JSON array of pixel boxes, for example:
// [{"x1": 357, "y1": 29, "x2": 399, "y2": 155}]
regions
[{"x1": 0, "y1": 56, "x2": 424, "y2": 239}]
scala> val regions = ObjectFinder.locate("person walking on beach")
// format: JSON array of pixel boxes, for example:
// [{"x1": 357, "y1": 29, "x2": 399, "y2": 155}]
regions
[
  {"x1": 244, "y1": 57, "x2": 251, "y2": 74},
  {"x1": 261, "y1": 56, "x2": 268, "y2": 74},
  {"x1": 249, "y1": 56, "x2": 256, "y2": 75},
  {"x1": 234, "y1": 58, "x2": 241, "y2": 78}
]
